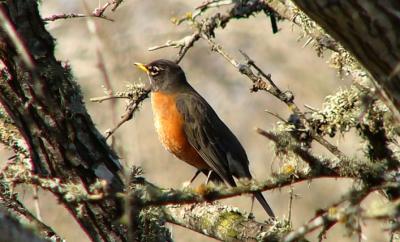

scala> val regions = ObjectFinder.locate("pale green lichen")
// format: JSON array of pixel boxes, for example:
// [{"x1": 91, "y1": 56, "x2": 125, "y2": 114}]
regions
[
  {"x1": 310, "y1": 86, "x2": 361, "y2": 136},
  {"x1": 309, "y1": 85, "x2": 393, "y2": 139},
  {"x1": 0, "y1": 105, "x2": 29, "y2": 157},
  {"x1": 257, "y1": 218, "x2": 292, "y2": 242},
  {"x1": 137, "y1": 207, "x2": 172, "y2": 242},
  {"x1": 216, "y1": 211, "x2": 243, "y2": 239}
]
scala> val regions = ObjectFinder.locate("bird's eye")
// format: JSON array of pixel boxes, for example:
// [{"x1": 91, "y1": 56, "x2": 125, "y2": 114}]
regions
[{"x1": 149, "y1": 66, "x2": 163, "y2": 76}]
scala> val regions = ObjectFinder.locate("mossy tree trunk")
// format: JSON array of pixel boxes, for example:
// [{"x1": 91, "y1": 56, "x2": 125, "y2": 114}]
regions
[{"x1": 0, "y1": 1, "x2": 126, "y2": 241}]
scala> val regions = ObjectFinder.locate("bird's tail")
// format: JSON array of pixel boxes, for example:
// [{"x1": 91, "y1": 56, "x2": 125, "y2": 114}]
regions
[
  {"x1": 207, "y1": 171, "x2": 275, "y2": 217},
  {"x1": 254, "y1": 191, "x2": 275, "y2": 218}
]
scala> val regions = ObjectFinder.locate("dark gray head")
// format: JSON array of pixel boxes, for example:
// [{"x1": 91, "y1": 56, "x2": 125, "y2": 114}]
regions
[{"x1": 135, "y1": 59, "x2": 188, "y2": 92}]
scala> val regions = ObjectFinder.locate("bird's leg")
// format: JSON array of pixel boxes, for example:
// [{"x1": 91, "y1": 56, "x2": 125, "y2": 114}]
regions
[
  {"x1": 189, "y1": 170, "x2": 202, "y2": 184},
  {"x1": 205, "y1": 170, "x2": 213, "y2": 184},
  {"x1": 250, "y1": 194, "x2": 255, "y2": 213},
  {"x1": 183, "y1": 170, "x2": 202, "y2": 188}
]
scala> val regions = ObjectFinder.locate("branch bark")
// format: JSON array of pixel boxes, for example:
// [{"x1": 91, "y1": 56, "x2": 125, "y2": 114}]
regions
[{"x1": 164, "y1": 203, "x2": 288, "y2": 242}]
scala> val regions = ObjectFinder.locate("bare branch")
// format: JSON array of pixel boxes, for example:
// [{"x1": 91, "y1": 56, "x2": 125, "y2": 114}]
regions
[
  {"x1": 42, "y1": 13, "x2": 113, "y2": 22},
  {"x1": 90, "y1": 95, "x2": 131, "y2": 103},
  {"x1": 42, "y1": 0, "x2": 124, "y2": 22},
  {"x1": 148, "y1": 32, "x2": 200, "y2": 64}
]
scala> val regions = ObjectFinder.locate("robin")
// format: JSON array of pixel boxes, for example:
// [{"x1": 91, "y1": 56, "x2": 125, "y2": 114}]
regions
[{"x1": 135, "y1": 59, "x2": 275, "y2": 218}]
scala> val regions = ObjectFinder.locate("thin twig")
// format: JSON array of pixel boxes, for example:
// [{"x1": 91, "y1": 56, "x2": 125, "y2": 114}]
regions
[
  {"x1": 288, "y1": 186, "x2": 294, "y2": 224},
  {"x1": 33, "y1": 186, "x2": 42, "y2": 221},
  {"x1": 43, "y1": 13, "x2": 113, "y2": 22},
  {"x1": 90, "y1": 95, "x2": 131, "y2": 103},
  {"x1": 285, "y1": 214, "x2": 335, "y2": 242},
  {"x1": 265, "y1": 109, "x2": 287, "y2": 122},
  {"x1": 304, "y1": 104, "x2": 319, "y2": 111},
  {"x1": 43, "y1": 1, "x2": 117, "y2": 22},
  {"x1": 149, "y1": 0, "x2": 270, "y2": 64}
]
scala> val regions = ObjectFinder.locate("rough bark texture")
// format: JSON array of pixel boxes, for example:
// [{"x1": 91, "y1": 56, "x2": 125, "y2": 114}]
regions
[
  {"x1": 290, "y1": 1, "x2": 400, "y2": 110},
  {"x1": 0, "y1": 1, "x2": 126, "y2": 241},
  {"x1": 164, "y1": 203, "x2": 284, "y2": 242}
]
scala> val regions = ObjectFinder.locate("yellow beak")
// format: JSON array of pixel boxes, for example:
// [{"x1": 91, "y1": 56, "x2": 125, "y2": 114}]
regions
[{"x1": 134, "y1": 62, "x2": 149, "y2": 74}]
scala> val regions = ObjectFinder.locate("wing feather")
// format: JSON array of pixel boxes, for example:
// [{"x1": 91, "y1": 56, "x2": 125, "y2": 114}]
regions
[{"x1": 176, "y1": 92, "x2": 250, "y2": 186}]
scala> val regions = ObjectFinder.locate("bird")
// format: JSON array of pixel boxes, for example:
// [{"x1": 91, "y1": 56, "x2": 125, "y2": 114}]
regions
[{"x1": 134, "y1": 59, "x2": 275, "y2": 218}]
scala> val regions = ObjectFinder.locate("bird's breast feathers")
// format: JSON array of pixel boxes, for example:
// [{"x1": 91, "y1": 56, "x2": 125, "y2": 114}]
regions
[
  {"x1": 151, "y1": 92, "x2": 185, "y2": 152},
  {"x1": 151, "y1": 91, "x2": 208, "y2": 169}
]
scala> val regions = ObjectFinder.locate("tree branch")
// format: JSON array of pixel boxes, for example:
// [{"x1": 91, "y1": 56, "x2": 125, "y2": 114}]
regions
[
  {"x1": 42, "y1": 0, "x2": 124, "y2": 22},
  {"x1": 164, "y1": 203, "x2": 291, "y2": 242}
]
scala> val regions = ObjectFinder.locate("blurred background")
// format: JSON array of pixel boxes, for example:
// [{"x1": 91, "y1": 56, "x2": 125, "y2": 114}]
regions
[{"x1": 0, "y1": 1, "x2": 388, "y2": 241}]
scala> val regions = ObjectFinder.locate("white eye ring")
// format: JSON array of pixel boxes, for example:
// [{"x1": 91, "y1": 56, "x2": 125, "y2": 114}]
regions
[{"x1": 149, "y1": 66, "x2": 163, "y2": 76}]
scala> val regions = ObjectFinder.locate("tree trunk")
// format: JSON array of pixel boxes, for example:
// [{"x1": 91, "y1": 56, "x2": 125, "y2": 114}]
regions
[{"x1": 0, "y1": 1, "x2": 126, "y2": 241}]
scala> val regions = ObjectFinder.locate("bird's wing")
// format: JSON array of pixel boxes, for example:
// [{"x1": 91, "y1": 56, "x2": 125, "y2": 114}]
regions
[{"x1": 176, "y1": 92, "x2": 250, "y2": 186}]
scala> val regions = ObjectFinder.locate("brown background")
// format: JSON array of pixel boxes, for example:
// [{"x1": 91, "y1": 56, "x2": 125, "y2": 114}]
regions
[{"x1": 1, "y1": 1, "x2": 387, "y2": 241}]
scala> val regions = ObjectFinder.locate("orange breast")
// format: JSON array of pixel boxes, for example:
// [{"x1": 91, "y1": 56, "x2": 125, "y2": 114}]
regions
[{"x1": 151, "y1": 91, "x2": 209, "y2": 170}]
